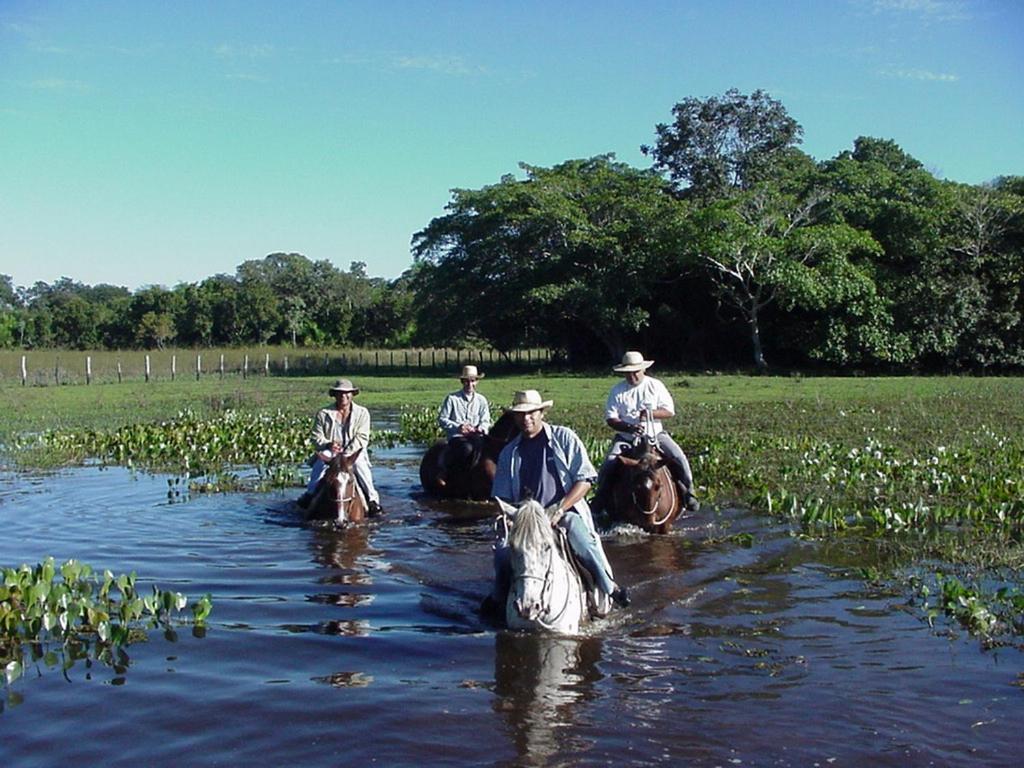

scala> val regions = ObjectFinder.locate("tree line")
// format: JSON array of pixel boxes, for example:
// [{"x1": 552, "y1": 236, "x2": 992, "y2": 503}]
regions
[{"x1": 3, "y1": 89, "x2": 1022, "y2": 372}]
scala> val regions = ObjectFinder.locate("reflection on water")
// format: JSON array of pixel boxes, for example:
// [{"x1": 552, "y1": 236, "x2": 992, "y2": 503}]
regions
[
  {"x1": 494, "y1": 633, "x2": 603, "y2": 765},
  {"x1": 0, "y1": 463, "x2": 1022, "y2": 766}
]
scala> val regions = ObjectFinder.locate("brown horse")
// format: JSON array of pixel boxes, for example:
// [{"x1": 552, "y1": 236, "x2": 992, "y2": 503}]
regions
[
  {"x1": 304, "y1": 449, "x2": 367, "y2": 524},
  {"x1": 419, "y1": 411, "x2": 518, "y2": 501},
  {"x1": 607, "y1": 440, "x2": 682, "y2": 534}
]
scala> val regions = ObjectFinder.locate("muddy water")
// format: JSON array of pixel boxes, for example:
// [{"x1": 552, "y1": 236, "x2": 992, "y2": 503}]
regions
[{"x1": 0, "y1": 443, "x2": 1020, "y2": 766}]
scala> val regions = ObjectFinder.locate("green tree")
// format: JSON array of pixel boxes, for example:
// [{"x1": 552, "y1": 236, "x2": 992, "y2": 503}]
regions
[
  {"x1": 821, "y1": 138, "x2": 966, "y2": 367},
  {"x1": 127, "y1": 286, "x2": 181, "y2": 349},
  {"x1": 413, "y1": 155, "x2": 687, "y2": 362},
  {"x1": 643, "y1": 88, "x2": 803, "y2": 201},
  {"x1": 136, "y1": 311, "x2": 175, "y2": 349},
  {"x1": 351, "y1": 273, "x2": 416, "y2": 347}
]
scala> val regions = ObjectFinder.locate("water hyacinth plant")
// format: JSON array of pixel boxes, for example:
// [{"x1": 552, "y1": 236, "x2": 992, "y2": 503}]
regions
[{"x1": 2, "y1": 557, "x2": 212, "y2": 689}]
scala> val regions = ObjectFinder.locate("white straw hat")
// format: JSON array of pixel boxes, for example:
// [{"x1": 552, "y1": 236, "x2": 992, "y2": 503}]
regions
[
  {"x1": 508, "y1": 389, "x2": 553, "y2": 412},
  {"x1": 612, "y1": 351, "x2": 654, "y2": 373},
  {"x1": 328, "y1": 378, "x2": 360, "y2": 394},
  {"x1": 459, "y1": 365, "x2": 484, "y2": 380}
]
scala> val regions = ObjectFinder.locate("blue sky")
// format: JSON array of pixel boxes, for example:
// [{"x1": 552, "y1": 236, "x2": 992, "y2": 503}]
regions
[{"x1": 1, "y1": 0, "x2": 1021, "y2": 291}]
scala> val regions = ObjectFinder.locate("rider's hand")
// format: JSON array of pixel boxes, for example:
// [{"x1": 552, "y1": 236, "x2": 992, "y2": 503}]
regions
[{"x1": 544, "y1": 502, "x2": 565, "y2": 525}]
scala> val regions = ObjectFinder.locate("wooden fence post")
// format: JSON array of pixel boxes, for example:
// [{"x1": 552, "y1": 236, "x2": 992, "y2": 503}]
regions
[
  {"x1": 145, "y1": 354, "x2": 151, "y2": 383},
  {"x1": 284, "y1": 355, "x2": 289, "y2": 374},
  {"x1": 54, "y1": 356, "x2": 60, "y2": 385},
  {"x1": 243, "y1": 355, "x2": 249, "y2": 379},
  {"x1": 219, "y1": 354, "x2": 225, "y2": 379},
  {"x1": 117, "y1": 360, "x2": 123, "y2": 383},
  {"x1": 171, "y1": 354, "x2": 176, "y2": 381},
  {"x1": 21, "y1": 355, "x2": 27, "y2": 386},
  {"x1": 196, "y1": 353, "x2": 202, "y2": 381},
  {"x1": 86, "y1": 355, "x2": 92, "y2": 385},
  {"x1": 264, "y1": 353, "x2": 270, "y2": 376}
]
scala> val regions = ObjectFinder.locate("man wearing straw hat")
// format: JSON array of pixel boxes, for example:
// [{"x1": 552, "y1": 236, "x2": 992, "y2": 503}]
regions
[
  {"x1": 484, "y1": 389, "x2": 630, "y2": 616},
  {"x1": 590, "y1": 351, "x2": 699, "y2": 517},
  {"x1": 298, "y1": 378, "x2": 382, "y2": 515},
  {"x1": 436, "y1": 364, "x2": 492, "y2": 483}
]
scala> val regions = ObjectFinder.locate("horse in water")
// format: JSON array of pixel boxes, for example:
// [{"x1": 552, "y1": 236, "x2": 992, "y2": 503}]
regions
[
  {"x1": 420, "y1": 411, "x2": 519, "y2": 501},
  {"x1": 304, "y1": 449, "x2": 367, "y2": 524},
  {"x1": 496, "y1": 498, "x2": 598, "y2": 634},
  {"x1": 607, "y1": 439, "x2": 682, "y2": 534}
]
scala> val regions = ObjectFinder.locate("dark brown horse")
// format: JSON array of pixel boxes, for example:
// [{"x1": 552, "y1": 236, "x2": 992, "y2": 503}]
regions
[
  {"x1": 607, "y1": 440, "x2": 682, "y2": 534},
  {"x1": 419, "y1": 411, "x2": 518, "y2": 501},
  {"x1": 305, "y1": 449, "x2": 367, "y2": 524}
]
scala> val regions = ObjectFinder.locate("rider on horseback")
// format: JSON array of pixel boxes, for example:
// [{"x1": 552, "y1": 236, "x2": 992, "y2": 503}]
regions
[
  {"x1": 297, "y1": 378, "x2": 383, "y2": 516},
  {"x1": 484, "y1": 389, "x2": 630, "y2": 618},
  {"x1": 589, "y1": 351, "x2": 699, "y2": 519},
  {"x1": 436, "y1": 365, "x2": 491, "y2": 485}
]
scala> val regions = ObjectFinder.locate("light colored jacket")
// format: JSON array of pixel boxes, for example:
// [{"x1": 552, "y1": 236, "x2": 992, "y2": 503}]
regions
[
  {"x1": 311, "y1": 402, "x2": 370, "y2": 456},
  {"x1": 438, "y1": 390, "x2": 491, "y2": 439},
  {"x1": 492, "y1": 423, "x2": 598, "y2": 532}
]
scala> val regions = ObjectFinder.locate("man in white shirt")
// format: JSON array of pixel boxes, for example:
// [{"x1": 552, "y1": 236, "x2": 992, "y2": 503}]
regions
[{"x1": 590, "y1": 351, "x2": 698, "y2": 517}]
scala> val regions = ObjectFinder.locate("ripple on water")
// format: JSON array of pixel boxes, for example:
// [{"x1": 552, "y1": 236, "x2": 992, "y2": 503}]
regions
[{"x1": 1, "y1": 463, "x2": 1022, "y2": 766}]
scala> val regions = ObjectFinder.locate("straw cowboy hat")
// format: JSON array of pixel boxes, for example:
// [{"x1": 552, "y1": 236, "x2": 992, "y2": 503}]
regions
[
  {"x1": 612, "y1": 351, "x2": 654, "y2": 373},
  {"x1": 328, "y1": 378, "x2": 360, "y2": 395},
  {"x1": 458, "y1": 365, "x2": 484, "y2": 381},
  {"x1": 508, "y1": 389, "x2": 553, "y2": 412}
]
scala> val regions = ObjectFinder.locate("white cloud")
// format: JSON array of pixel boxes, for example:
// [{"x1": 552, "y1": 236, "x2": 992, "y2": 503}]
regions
[
  {"x1": 877, "y1": 66, "x2": 960, "y2": 81},
  {"x1": 214, "y1": 43, "x2": 274, "y2": 59},
  {"x1": 392, "y1": 54, "x2": 480, "y2": 76},
  {"x1": 327, "y1": 51, "x2": 484, "y2": 77},
  {"x1": 869, "y1": 0, "x2": 971, "y2": 22},
  {"x1": 30, "y1": 78, "x2": 90, "y2": 91}
]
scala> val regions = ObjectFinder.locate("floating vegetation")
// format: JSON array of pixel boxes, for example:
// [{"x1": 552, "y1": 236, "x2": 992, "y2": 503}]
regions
[
  {"x1": 13, "y1": 409, "x2": 313, "y2": 492},
  {"x1": 2, "y1": 557, "x2": 212, "y2": 689},
  {"x1": 7, "y1": 381, "x2": 1023, "y2": 643},
  {"x1": 910, "y1": 572, "x2": 1024, "y2": 644}
]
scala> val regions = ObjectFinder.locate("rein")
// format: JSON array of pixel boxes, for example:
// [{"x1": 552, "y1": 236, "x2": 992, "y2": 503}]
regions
[
  {"x1": 631, "y1": 466, "x2": 677, "y2": 527},
  {"x1": 509, "y1": 516, "x2": 576, "y2": 629}
]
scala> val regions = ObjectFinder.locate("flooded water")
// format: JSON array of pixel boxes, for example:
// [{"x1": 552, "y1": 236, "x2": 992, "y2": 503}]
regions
[{"x1": 1, "y1": 441, "x2": 1021, "y2": 766}]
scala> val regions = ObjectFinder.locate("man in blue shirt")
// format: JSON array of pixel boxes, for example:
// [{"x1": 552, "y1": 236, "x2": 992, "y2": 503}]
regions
[
  {"x1": 484, "y1": 389, "x2": 629, "y2": 617},
  {"x1": 436, "y1": 365, "x2": 491, "y2": 483}
]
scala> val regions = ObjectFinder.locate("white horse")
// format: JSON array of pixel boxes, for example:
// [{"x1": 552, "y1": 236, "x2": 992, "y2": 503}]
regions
[{"x1": 497, "y1": 498, "x2": 592, "y2": 634}]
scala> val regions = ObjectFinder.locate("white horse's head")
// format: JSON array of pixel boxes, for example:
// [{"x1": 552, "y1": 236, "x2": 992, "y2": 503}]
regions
[{"x1": 506, "y1": 499, "x2": 560, "y2": 624}]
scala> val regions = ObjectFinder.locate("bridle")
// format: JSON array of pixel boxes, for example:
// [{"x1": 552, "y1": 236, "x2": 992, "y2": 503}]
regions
[{"x1": 506, "y1": 513, "x2": 576, "y2": 630}]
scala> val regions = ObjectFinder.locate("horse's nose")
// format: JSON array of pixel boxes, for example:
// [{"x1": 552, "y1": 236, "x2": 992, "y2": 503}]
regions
[{"x1": 514, "y1": 597, "x2": 538, "y2": 620}]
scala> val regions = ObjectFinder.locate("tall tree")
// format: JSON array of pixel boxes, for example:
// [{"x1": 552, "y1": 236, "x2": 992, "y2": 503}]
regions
[
  {"x1": 412, "y1": 155, "x2": 687, "y2": 362},
  {"x1": 643, "y1": 88, "x2": 803, "y2": 200}
]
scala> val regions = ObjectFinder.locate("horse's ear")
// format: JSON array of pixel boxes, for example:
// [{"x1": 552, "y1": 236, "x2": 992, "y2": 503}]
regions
[
  {"x1": 618, "y1": 456, "x2": 640, "y2": 467},
  {"x1": 494, "y1": 497, "x2": 517, "y2": 516},
  {"x1": 344, "y1": 448, "x2": 363, "y2": 466}
]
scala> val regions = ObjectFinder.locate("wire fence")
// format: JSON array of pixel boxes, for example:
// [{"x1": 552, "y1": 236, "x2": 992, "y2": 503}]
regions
[{"x1": 0, "y1": 347, "x2": 555, "y2": 387}]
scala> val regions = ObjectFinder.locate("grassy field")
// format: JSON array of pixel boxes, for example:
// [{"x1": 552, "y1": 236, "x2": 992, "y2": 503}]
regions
[{"x1": 2, "y1": 371, "x2": 1023, "y2": 639}]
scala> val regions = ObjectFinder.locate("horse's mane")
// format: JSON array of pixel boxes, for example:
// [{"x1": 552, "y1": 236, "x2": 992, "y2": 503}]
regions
[
  {"x1": 626, "y1": 440, "x2": 661, "y2": 473},
  {"x1": 488, "y1": 410, "x2": 519, "y2": 445},
  {"x1": 508, "y1": 499, "x2": 554, "y2": 549}
]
